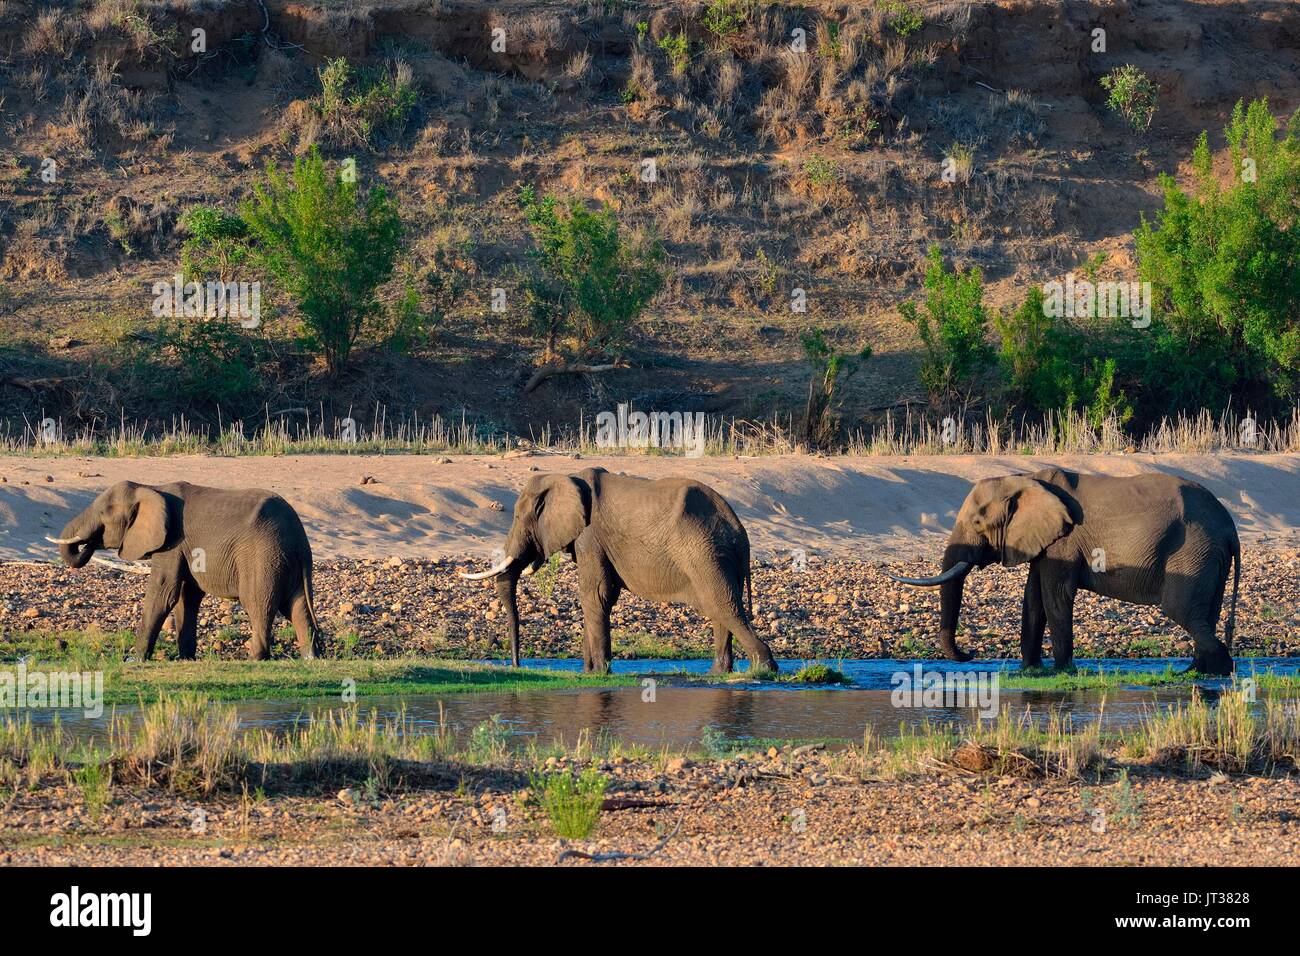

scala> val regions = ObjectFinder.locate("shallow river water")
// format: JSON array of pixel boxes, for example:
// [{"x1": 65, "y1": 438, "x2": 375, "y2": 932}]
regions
[{"x1": 22, "y1": 657, "x2": 1300, "y2": 750}]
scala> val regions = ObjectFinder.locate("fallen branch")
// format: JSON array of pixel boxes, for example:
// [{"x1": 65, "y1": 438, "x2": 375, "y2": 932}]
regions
[
  {"x1": 557, "y1": 810, "x2": 685, "y2": 864},
  {"x1": 90, "y1": 555, "x2": 152, "y2": 575},
  {"x1": 599, "y1": 797, "x2": 673, "y2": 811},
  {"x1": 523, "y1": 359, "x2": 627, "y2": 394}
]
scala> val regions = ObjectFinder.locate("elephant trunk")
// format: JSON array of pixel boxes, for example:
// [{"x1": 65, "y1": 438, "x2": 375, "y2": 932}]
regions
[
  {"x1": 55, "y1": 512, "x2": 102, "y2": 569},
  {"x1": 937, "y1": 541, "x2": 977, "y2": 662},
  {"x1": 495, "y1": 561, "x2": 524, "y2": 667}
]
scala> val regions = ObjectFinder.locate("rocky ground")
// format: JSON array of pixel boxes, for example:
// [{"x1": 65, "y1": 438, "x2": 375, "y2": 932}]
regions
[
  {"x1": 1, "y1": 548, "x2": 1297, "y2": 662},
  {"x1": 3, "y1": 749, "x2": 1297, "y2": 866}
]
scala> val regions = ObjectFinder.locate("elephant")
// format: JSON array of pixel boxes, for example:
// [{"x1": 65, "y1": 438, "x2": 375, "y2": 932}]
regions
[
  {"x1": 459, "y1": 467, "x2": 778, "y2": 675},
  {"x1": 48, "y1": 480, "x2": 320, "y2": 661},
  {"x1": 888, "y1": 468, "x2": 1241, "y2": 675}
]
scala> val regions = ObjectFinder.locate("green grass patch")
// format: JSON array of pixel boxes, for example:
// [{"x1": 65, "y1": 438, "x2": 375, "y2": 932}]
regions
[
  {"x1": 784, "y1": 662, "x2": 851, "y2": 685},
  {"x1": 0, "y1": 634, "x2": 638, "y2": 704},
  {"x1": 1000, "y1": 664, "x2": 1300, "y2": 693}
]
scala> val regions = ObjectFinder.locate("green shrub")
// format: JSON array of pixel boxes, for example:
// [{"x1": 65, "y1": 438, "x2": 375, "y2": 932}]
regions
[
  {"x1": 702, "y1": 0, "x2": 756, "y2": 38},
  {"x1": 241, "y1": 147, "x2": 403, "y2": 376},
  {"x1": 788, "y1": 663, "x2": 850, "y2": 685},
  {"x1": 657, "y1": 32, "x2": 690, "y2": 75},
  {"x1": 800, "y1": 329, "x2": 871, "y2": 449},
  {"x1": 1134, "y1": 98, "x2": 1300, "y2": 415},
  {"x1": 314, "y1": 58, "x2": 417, "y2": 149},
  {"x1": 530, "y1": 767, "x2": 608, "y2": 839},
  {"x1": 881, "y1": 0, "x2": 923, "y2": 38},
  {"x1": 518, "y1": 185, "x2": 663, "y2": 355},
  {"x1": 995, "y1": 286, "x2": 1079, "y2": 413},
  {"x1": 72, "y1": 755, "x2": 112, "y2": 822},
  {"x1": 1101, "y1": 65, "x2": 1159, "y2": 132},
  {"x1": 180, "y1": 206, "x2": 250, "y2": 283},
  {"x1": 162, "y1": 320, "x2": 265, "y2": 412},
  {"x1": 899, "y1": 245, "x2": 996, "y2": 406}
]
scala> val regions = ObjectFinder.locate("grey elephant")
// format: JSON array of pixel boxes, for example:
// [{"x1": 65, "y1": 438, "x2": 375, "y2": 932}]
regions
[
  {"x1": 48, "y1": 480, "x2": 320, "y2": 661},
  {"x1": 888, "y1": 468, "x2": 1241, "y2": 675},
  {"x1": 459, "y1": 467, "x2": 778, "y2": 675}
]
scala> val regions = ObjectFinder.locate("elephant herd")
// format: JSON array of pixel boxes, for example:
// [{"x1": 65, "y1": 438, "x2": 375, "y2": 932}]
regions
[{"x1": 47, "y1": 466, "x2": 1243, "y2": 676}]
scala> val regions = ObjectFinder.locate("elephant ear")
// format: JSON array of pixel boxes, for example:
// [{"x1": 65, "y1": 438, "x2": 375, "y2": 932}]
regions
[
  {"x1": 119, "y1": 487, "x2": 169, "y2": 561},
  {"x1": 535, "y1": 475, "x2": 590, "y2": 556},
  {"x1": 1002, "y1": 477, "x2": 1072, "y2": 566}
]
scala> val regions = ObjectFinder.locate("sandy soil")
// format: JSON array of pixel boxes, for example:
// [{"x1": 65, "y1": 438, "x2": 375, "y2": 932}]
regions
[
  {"x1": 2, "y1": 451, "x2": 1298, "y2": 565},
  {"x1": 3, "y1": 751, "x2": 1298, "y2": 867}
]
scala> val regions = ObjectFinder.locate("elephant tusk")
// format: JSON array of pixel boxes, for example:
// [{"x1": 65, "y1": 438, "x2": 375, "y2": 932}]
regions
[
  {"x1": 45, "y1": 535, "x2": 84, "y2": 545},
  {"x1": 90, "y1": 555, "x2": 151, "y2": 575},
  {"x1": 884, "y1": 561, "x2": 972, "y2": 587},
  {"x1": 458, "y1": 556, "x2": 513, "y2": 580},
  {"x1": 521, "y1": 562, "x2": 538, "y2": 577}
]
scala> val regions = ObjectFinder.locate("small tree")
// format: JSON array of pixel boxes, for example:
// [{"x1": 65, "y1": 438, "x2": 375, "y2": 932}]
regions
[
  {"x1": 1101, "y1": 65, "x2": 1159, "y2": 132},
  {"x1": 241, "y1": 147, "x2": 403, "y2": 376},
  {"x1": 800, "y1": 329, "x2": 871, "y2": 449},
  {"x1": 518, "y1": 185, "x2": 664, "y2": 356},
  {"x1": 900, "y1": 245, "x2": 995, "y2": 408},
  {"x1": 1134, "y1": 98, "x2": 1300, "y2": 414}
]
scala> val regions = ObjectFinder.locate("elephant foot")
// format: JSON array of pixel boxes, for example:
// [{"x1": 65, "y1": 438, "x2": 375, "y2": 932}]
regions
[
  {"x1": 707, "y1": 662, "x2": 733, "y2": 676},
  {"x1": 1186, "y1": 654, "x2": 1234, "y2": 677},
  {"x1": 944, "y1": 648, "x2": 975, "y2": 663}
]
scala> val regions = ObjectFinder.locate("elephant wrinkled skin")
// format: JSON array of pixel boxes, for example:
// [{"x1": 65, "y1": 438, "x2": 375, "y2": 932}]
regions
[
  {"x1": 890, "y1": 468, "x2": 1241, "y2": 675},
  {"x1": 461, "y1": 467, "x2": 777, "y2": 675},
  {"x1": 51, "y1": 480, "x2": 320, "y2": 661}
]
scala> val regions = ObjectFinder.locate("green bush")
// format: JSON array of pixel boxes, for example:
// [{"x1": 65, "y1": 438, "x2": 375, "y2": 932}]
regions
[
  {"x1": 314, "y1": 58, "x2": 417, "y2": 149},
  {"x1": 241, "y1": 147, "x2": 403, "y2": 376},
  {"x1": 900, "y1": 245, "x2": 996, "y2": 406},
  {"x1": 530, "y1": 768, "x2": 608, "y2": 839},
  {"x1": 800, "y1": 329, "x2": 871, "y2": 449},
  {"x1": 702, "y1": 0, "x2": 756, "y2": 38},
  {"x1": 162, "y1": 320, "x2": 265, "y2": 412},
  {"x1": 1101, "y1": 65, "x2": 1159, "y2": 133},
  {"x1": 1134, "y1": 98, "x2": 1300, "y2": 415},
  {"x1": 180, "y1": 206, "x2": 249, "y2": 283},
  {"x1": 995, "y1": 286, "x2": 1133, "y2": 431},
  {"x1": 518, "y1": 185, "x2": 664, "y2": 355}
]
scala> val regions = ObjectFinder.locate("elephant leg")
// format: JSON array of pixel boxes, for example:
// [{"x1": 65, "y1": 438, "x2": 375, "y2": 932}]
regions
[
  {"x1": 1163, "y1": 563, "x2": 1233, "y2": 675},
  {"x1": 286, "y1": 592, "x2": 319, "y2": 659},
  {"x1": 172, "y1": 579, "x2": 204, "y2": 661},
  {"x1": 134, "y1": 573, "x2": 181, "y2": 661},
  {"x1": 242, "y1": 586, "x2": 278, "y2": 661},
  {"x1": 1041, "y1": 579, "x2": 1077, "y2": 669},
  {"x1": 575, "y1": 542, "x2": 621, "y2": 675},
  {"x1": 708, "y1": 622, "x2": 734, "y2": 675},
  {"x1": 1019, "y1": 564, "x2": 1046, "y2": 669},
  {"x1": 1182, "y1": 620, "x2": 1233, "y2": 675}
]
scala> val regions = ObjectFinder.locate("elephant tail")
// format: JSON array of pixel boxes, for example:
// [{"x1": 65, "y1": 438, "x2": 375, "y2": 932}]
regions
[
  {"x1": 745, "y1": 564, "x2": 753, "y2": 625},
  {"x1": 1224, "y1": 540, "x2": 1240, "y2": 651},
  {"x1": 303, "y1": 562, "x2": 321, "y2": 634}
]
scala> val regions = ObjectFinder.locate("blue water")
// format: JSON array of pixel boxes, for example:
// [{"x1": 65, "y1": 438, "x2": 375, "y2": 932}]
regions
[{"x1": 475, "y1": 657, "x2": 1300, "y2": 690}]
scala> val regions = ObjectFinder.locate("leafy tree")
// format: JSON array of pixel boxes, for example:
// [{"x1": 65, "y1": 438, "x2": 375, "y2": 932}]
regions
[
  {"x1": 800, "y1": 329, "x2": 871, "y2": 449},
  {"x1": 900, "y1": 245, "x2": 996, "y2": 407},
  {"x1": 1134, "y1": 98, "x2": 1300, "y2": 414},
  {"x1": 241, "y1": 147, "x2": 403, "y2": 376},
  {"x1": 518, "y1": 185, "x2": 664, "y2": 356}
]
